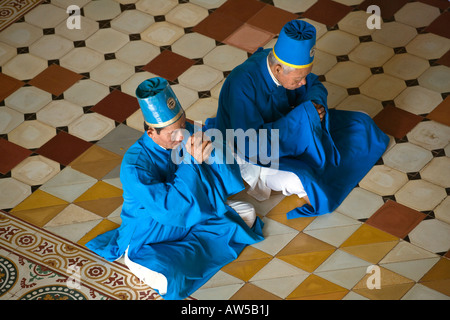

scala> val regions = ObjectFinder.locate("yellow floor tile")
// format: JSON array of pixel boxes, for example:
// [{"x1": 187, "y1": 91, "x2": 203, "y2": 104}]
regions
[
  {"x1": 10, "y1": 205, "x2": 68, "y2": 228},
  {"x1": 75, "y1": 197, "x2": 123, "y2": 218},
  {"x1": 235, "y1": 245, "x2": 272, "y2": 262},
  {"x1": 74, "y1": 181, "x2": 123, "y2": 201},
  {"x1": 276, "y1": 233, "x2": 336, "y2": 256},
  {"x1": 419, "y1": 258, "x2": 450, "y2": 296},
  {"x1": 11, "y1": 189, "x2": 68, "y2": 212},
  {"x1": 266, "y1": 212, "x2": 315, "y2": 232},
  {"x1": 286, "y1": 274, "x2": 347, "y2": 300},
  {"x1": 340, "y1": 241, "x2": 399, "y2": 264},
  {"x1": 266, "y1": 195, "x2": 307, "y2": 215},
  {"x1": 69, "y1": 145, "x2": 122, "y2": 180},
  {"x1": 353, "y1": 266, "x2": 415, "y2": 299},
  {"x1": 230, "y1": 283, "x2": 282, "y2": 300},
  {"x1": 77, "y1": 219, "x2": 120, "y2": 246},
  {"x1": 221, "y1": 258, "x2": 272, "y2": 282},
  {"x1": 353, "y1": 282, "x2": 415, "y2": 300},
  {"x1": 340, "y1": 224, "x2": 399, "y2": 247},
  {"x1": 277, "y1": 250, "x2": 335, "y2": 273}
]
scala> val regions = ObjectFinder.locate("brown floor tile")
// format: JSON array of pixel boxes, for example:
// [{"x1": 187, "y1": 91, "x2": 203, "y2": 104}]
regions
[
  {"x1": 420, "y1": 257, "x2": 450, "y2": 296},
  {"x1": 193, "y1": 10, "x2": 244, "y2": 42},
  {"x1": 28, "y1": 64, "x2": 83, "y2": 96},
  {"x1": 215, "y1": 0, "x2": 266, "y2": 23},
  {"x1": 0, "y1": 73, "x2": 24, "y2": 101},
  {"x1": 427, "y1": 96, "x2": 450, "y2": 127},
  {"x1": 359, "y1": 0, "x2": 409, "y2": 19},
  {"x1": 91, "y1": 90, "x2": 140, "y2": 123},
  {"x1": 286, "y1": 274, "x2": 347, "y2": 300},
  {"x1": 143, "y1": 50, "x2": 195, "y2": 82},
  {"x1": 303, "y1": 0, "x2": 353, "y2": 27},
  {"x1": 224, "y1": 23, "x2": 274, "y2": 53},
  {"x1": 69, "y1": 144, "x2": 122, "y2": 180},
  {"x1": 245, "y1": 4, "x2": 299, "y2": 35},
  {"x1": 0, "y1": 139, "x2": 32, "y2": 174},
  {"x1": 36, "y1": 131, "x2": 93, "y2": 166},
  {"x1": 373, "y1": 105, "x2": 424, "y2": 139},
  {"x1": 436, "y1": 49, "x2": 450, "y2": 68},
  {"x1": 418, "y1": 0, "x2": 450, "y2": 10},
  {"x1": 425, "y1": 11, "x2": 450, "y2": 39},
  {"x1": 230, "y1": 283, "x2": 282, "y2": 300},
  {"x1": 366, "y1": 200, "x2": 426, "y2": 239}
]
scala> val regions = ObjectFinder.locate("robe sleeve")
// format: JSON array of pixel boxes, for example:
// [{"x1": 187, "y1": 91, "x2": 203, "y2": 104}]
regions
[
  {"x1": 222, "y1": 72, "x2": 338, "y2": 169},
  {"x1": 122, "y1": 160, "x2": 218, "y2": 228}
]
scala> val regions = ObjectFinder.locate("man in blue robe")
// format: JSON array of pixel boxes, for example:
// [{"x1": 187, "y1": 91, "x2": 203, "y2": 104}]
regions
[
  {"x1": 85, "y1": 77, "x2": 264, "y2": 300},
  {"x1": 205, "y1": 20, "x2": 389, "y2": 218}
]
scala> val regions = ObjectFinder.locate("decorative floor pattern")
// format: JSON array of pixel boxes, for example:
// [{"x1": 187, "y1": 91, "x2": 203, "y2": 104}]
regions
[{"x1": 0, "y1": 0, "x2": 449, "y2": 300}]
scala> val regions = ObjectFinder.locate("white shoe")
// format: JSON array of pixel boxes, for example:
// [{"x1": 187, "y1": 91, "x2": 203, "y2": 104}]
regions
[
  {"x1": 227, "y1": 200, "x2": 256, "y2": 228},
  {"x1": 124, "y1": 249, "x2": 168, "y2": 295}
]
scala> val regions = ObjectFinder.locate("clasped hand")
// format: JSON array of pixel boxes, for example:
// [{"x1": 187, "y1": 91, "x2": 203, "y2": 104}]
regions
[
  {"x1": 312, "y1": 101, "x2": 326, "y2": 121},
  {"x1": 185, "y1": 131, "x2": 213, "y2": 164}
]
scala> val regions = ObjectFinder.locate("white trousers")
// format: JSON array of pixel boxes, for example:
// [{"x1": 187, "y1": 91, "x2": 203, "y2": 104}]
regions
[{"x1": 239, "y1": 159, "x2": 307, "y2": 202}]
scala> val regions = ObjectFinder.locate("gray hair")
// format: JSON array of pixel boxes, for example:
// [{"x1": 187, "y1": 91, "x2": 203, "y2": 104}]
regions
[{"x1": 267, "y1": 50, "x2": 296, "y2": 74}]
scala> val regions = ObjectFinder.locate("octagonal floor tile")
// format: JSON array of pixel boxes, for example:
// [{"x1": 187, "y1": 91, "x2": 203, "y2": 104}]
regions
[
  {"x1": 83, "y1": 0, "x2": 121, "y2": 21},
  {"x1": 0, "y1": 178, "x2": 31, "y2": 210},
  {"x1": 0, "y1": 22, "x2": 42, "y2": 48},
  {"x1": 85, "y1": 28, "x2": 129, "y2": 54},
  {"x1": 394, "y1": 86, "x2": 443, "y2": 115},
  {"x1": 359, "y1": 74, "x2": 406, "y2": 101},
  {"x1": 11, "y1": 155, "x2": 60, "y2": 186},
  {"x1": 140, "y1": 21, "x2": 184, "y2": 47},
  {"x1": 383, "y1": 53, "x2": 430, "y2": 81},
  {"x1": 406, "y1": 120, "x2": 450, "y2": 151},
  {"x1": 204, "y1": 44, "x2": 248, "y2": 72},
  {"x1": 406, "y1": 33, "x2": 450, "y2": 60},
  {"x1": 382, "y1": 142, "x2": 433, "y2": 173},
  {"x1": 4, "y1": 86, "x2": 51, "y2": 114},
  {"x1": 29, "y1": 34, "x2": 74, "y2": 60},
  {"x1": 166, "y1": 3, "x2": 209, "y2": 28},
  {"x1": 409, "y1": 219, "x2": 450, "y2": 253},
  {"x1": 2, "y1": 54, "x2": 48, "y2": 81},
  {"x1": 371, "y1": 21, "x2": 417, "y2": 48},
  {"x1": 8, "y1": 120, "x2": 56, "y2": 149},
  {"x1": 316, "y1": 30, "x2": 359, "y2": 56},
  {"x1": 325, "y1": 61, "x2": 371, "y2": 88},
  {"x1": 59, "y1": 47, "x2": 104, "y2": 74},
  {"x1": 348, "y1": 41, "x2": 394, "y2": 68},
  {"x1": 111, "y1": 10, "x2": 155, "y2": 34},
  {"x1": 55, "y1": 15, "x2": 99, "y2": 42},
  {"x1": 420, "y1": 157, "x2": 450, "y2": 188},
  {"x1": 395, "y1": 179, "x2": 447, "y2": 212},
  {"x1": 359, "y1": 165, "x2": 408, "y2": 196},
  {"x1": 90, "y1": 59, "x2": 135, "y2": 86},
  {"x1": 178, "y1": 64, "x2": 224, "y2": 92},
  {"x1": 68, "y1": 113, "x2": 116, "y2": 142},
  {"x1": 36, "y1": 100, "x2": 84, "y2": 128}
]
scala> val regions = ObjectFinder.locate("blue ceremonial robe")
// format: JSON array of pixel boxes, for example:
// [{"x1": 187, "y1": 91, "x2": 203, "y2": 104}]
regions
[
  {"x1": 205, "y1": 48, "x2": 389, "y2": 218},
  {"x1": 85, "y1": 122, "x2": 264, "y2": 300}
]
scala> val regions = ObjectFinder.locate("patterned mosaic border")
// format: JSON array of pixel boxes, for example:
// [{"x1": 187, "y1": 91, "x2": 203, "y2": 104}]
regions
[
  {"x1": 0, "y1": 0, "x2": 43, "y2": 32},
  {"x1": 0, "y1": 210, "x2": 162, "y2": 300}
]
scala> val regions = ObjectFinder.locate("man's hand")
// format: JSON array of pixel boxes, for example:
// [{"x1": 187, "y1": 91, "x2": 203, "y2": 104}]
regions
[
  {"x1": 312, "y1": 101, "x2": 326, "y2": 121},
  {"x1": 185, "y1": 131, "x2": 213, "y2": 164}
]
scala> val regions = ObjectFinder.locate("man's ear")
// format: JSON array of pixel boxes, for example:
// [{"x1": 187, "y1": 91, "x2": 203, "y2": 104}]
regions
[{"x1": 146, "y1": 126, "x2": 156, "y2": 138}]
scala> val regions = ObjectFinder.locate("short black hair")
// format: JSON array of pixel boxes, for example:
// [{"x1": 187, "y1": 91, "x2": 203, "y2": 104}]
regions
[{"x1": 144, "y1": 122, "x2": 163, "y2": 134}]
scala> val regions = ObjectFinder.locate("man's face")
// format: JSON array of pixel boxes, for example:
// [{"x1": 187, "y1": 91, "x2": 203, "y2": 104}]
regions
[
  {"x1": 274, "y1": 65, "x2": 313, "y2": 90},
  {"x1": 147, "y1": 113, "x2": 187, "y2": 149}
]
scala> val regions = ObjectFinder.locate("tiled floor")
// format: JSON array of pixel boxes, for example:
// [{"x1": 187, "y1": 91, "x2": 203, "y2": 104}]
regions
[{"x1": 1, "y1": 0, "x2": 449, "y2": 301}]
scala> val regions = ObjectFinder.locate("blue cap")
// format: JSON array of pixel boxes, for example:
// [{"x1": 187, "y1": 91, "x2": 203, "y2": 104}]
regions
[
  {"x1": 136, "y1": 77, "x2": 184, "y2": 128},
  {"x1": 273, "y1": 20, "x2": 316, "y2": 69}
]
